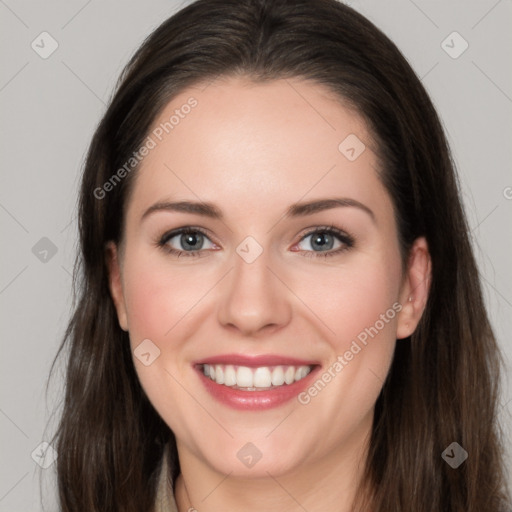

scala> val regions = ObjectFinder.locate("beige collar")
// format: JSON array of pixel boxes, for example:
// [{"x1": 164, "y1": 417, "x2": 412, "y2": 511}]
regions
[{"x1": 154, "y1": 444, "x2": 179, "y2": 512}]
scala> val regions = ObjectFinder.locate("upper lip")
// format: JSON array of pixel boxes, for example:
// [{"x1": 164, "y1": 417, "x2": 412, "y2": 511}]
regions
[{"x1": 194, "y1": 353, "x2": 320, "y2": 367}]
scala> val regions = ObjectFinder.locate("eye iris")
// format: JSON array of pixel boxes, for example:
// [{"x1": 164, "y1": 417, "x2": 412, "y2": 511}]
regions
[
  {"x1": 311, "y1": 232, "x2": 334, "y2": 251},
  {"x1": 181, "y1": 232, "x2": 203, "y2": 251}
]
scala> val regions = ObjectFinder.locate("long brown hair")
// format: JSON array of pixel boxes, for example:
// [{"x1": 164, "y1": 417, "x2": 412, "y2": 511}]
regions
[{"x1": 46, "y1": 0, "x2": 511, "y2": 510}]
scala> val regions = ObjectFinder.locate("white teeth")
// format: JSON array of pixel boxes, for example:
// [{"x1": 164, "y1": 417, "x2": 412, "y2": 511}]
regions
[
  {"x1": 224, "y1": 365, "x2": 237, "y2": 386},
  {"x1": 253, "y1": 367, "x2": 272, "y2": 388},
  {"x1": 271, "y1": 366, "x2": 285, "y2": 386},
  {"x1": 201, "y1": 364, "x2": 313, "y2": 390},
  {"x1": 284, "y1": 366, "x2": 295, "y2": 384},
  {"x1": 295, "y1": 366, "x2": 310, "y2": 380},
  {"x1": 215, "y1": 365, "x2": 225, "y2": 385},
  {"x1": 236, "y1": 366, "x2": 254, "y2": 387}
]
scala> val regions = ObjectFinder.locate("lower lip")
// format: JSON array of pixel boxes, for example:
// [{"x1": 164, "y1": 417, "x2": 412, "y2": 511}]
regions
[{"x1": 196, "y1": 366, "x2": 320, "y2": 410}]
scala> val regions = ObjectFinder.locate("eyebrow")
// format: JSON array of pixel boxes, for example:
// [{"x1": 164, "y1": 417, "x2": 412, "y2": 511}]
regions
[{"x1": 141, "y1": 197, "x2": 375, "y2": 223}]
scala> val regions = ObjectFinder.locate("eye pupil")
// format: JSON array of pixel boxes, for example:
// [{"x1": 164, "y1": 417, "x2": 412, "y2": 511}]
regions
[
  {"x1": 312, "y1": 232, "x2": 334, "y2": 251},
  {"x1": 181, "y1": 232, "x2": 203, "y2": 251}
]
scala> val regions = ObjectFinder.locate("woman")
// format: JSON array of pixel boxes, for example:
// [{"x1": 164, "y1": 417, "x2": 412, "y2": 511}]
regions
[{"x1": 47, "y1": 0, "x2": 511, "y2": 510}]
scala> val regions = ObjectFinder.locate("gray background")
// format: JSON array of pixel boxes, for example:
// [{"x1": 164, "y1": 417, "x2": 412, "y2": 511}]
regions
[{"x1": 1, "y1": 0, "x2": 511, "y2": 509}]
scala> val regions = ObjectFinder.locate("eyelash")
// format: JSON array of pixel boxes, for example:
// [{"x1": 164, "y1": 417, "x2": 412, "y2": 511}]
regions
[{"x1": 155, "y1": 225, "x2": 355, "y2": 259}]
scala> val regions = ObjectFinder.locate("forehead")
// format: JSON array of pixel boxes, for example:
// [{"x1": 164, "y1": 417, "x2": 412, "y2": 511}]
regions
[{"x1": 125, "y1": 76, "x2": 390, "y2": 223}]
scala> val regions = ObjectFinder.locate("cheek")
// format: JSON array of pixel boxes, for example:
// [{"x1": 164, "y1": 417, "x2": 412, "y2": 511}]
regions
[
  {"x1": 122, "y1": 256, "x2": 209, "y2": 345},
  {"x1": 120, "y1": 256, "x2": 206, "y2": 427},
  {"x1": 293, "y1": 264, "x2": 400, "y2": 429},
  {"x1": 298, "y1": 256, "x2": 402, "y2": 350},
  {"x1": 294, "y1": 254, "x2": 401, "y2": 413}
]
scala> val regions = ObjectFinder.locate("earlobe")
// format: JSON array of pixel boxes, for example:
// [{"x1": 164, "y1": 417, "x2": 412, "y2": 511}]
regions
[
  {"x1": 105, "y1": 241, "x2": 129, "y2": 331},
  {"x1": 396, "y1": 237, "x2": 432, "y2": 339}
]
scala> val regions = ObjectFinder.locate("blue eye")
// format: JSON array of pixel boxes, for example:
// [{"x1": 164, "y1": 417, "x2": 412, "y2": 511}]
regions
[
  {"x1": 158, "y1": 228, "x2": 215, "y2": 258},
  {"x1": 156, "y1": 225, "x2": 355, "y2": 259},
  {"x1": 295, "y1": 226, "x2": 355, "y2": 258}
]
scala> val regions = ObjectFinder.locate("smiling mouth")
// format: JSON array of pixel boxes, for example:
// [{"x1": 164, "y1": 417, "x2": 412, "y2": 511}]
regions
[{"x1": 200, "y1": 363, "x2": 314, "y2": 391}]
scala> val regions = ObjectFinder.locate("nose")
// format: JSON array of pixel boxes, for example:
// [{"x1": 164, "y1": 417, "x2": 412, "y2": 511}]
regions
[{"x1": 216, "y1": 246, "x2": 293, "y2": 337}]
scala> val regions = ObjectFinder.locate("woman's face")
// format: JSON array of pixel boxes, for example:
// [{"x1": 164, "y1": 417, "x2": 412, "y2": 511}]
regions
[{"x1": 107, "y1": 76, "x2": 429, "y2": 478}]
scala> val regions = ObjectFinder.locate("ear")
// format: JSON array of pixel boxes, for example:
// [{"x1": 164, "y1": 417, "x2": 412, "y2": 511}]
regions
[
  {"x1": 396, "y1": 237, "x2": 432, "y2": 339},
  {"x1": 105, "y1": 241, "x2": 129, "y2": 331}
]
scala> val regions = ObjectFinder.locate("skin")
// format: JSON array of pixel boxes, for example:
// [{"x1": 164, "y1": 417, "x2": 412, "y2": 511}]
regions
[{"x1": 106, "y1": 76, "x2": 431, "y2": 512}]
